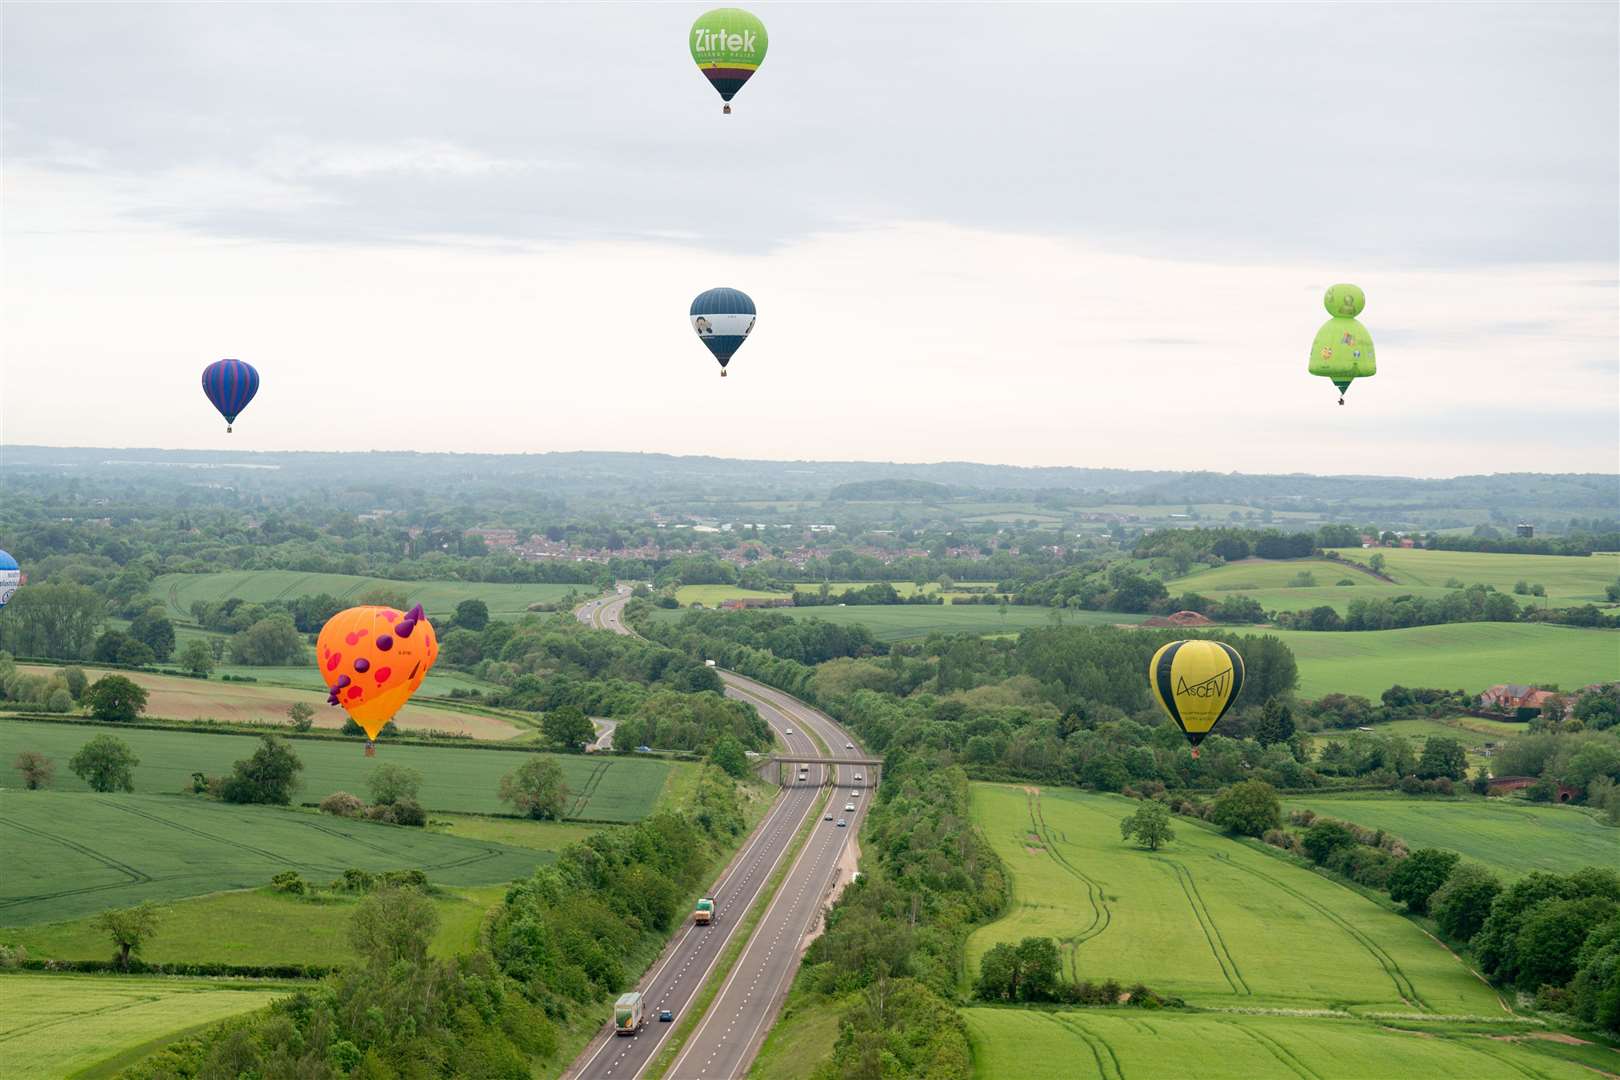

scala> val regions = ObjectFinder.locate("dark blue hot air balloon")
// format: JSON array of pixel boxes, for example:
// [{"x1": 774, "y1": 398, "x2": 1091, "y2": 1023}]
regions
[
  {"x1": 201, "y1": 359, "x2": 260, "y2": 432},
  {"x1": 690, "y1": 288, "x2": 756, "y2": 377}
]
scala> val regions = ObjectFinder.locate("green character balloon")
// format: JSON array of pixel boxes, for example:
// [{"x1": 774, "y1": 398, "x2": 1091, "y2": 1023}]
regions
[
  {"x1": 690, "y1": 8, "x2": 768, "y2": 114},
  {"x1": 1308, "y1": 284, "x2": 1377, "y2": 405}
]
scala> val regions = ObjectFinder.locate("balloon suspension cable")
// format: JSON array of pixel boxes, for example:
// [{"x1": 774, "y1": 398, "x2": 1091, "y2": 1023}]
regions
[{"x1": 365, "y1": 740, "x2": 376, "y2": 757}]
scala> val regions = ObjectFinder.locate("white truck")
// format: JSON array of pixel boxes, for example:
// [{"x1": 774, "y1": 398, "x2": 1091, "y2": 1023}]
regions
[{"x1": 614, "y1": 992, "x2": 643, "y2": 1036}]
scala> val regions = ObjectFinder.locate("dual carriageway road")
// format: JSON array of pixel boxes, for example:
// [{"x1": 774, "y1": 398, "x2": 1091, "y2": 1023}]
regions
[{"x1": 569, "y1": 590, "x2": 874, "y2": 1079}]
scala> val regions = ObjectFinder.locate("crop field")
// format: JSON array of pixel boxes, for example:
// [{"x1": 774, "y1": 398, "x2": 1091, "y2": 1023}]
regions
[
  {"x1": 651, "y1": 605, "x2": 1150, "y2": 642},
  {"x1": 2, "y1": 883, "x2": 510, "y2": 967},
  {"x1": 1327, "y1": 548, "x2": 1620, "y2": 604},
  {"x1": 674, "y1": 584, "x2": 787, "y2": 607},
  {"x1": 788, "y1": 581, "x2": 1003, "y2": 603},
  {"x1": 967, "y1": 784, "x2": 1502, "y2": 1013},
  {"x1": 0, "y1": 972, "x2": 289, "y2": 1080},
  {"x1": 962, "y1": 1009, "x2": 1600, "y2": 1080},
  {"x1": 0, "y1": 716, "x2": 675, "y2": 819},
  {"x1": 205, "y1": 662, "x2": 503, "y2": 701},
  {"x1": 1166, "y1": 558, "x2": 1478, "y2": 617},
  {"x1": 151, "y1": 570, "x2": 584, "y2": 622},
  {"x1": 1282, "y1": 793, "x2": 1618, "y2": 881},
  {"x1": 0, "y1": 791, "x2": 545, "y2": 926},
  {"x1": 1263, "y1": 623, "x2": 1619, "y2": 698},
  {"x1": 18, "y1": 664, "x2": 522, "y2": 740}
]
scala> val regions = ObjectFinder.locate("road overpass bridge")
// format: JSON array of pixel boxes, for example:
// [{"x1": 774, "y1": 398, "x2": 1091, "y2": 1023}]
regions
[{"x1": 757, "y1": 754, "x2": 883, "y2": 787}]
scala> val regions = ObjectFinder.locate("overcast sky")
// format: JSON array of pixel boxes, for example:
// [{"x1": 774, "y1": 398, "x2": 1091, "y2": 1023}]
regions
[{"x1": 3, "y1": 2, "x2": 1616, "y2": 476}]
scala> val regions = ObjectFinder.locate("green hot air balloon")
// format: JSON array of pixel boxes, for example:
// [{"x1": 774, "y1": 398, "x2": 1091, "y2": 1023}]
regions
[
  {"x1": 1308, "y1": 284, "x2": 1377, "y2": 405},
  {"x1": 690, "y1": 8, "x2": 768, "y2": 114}
]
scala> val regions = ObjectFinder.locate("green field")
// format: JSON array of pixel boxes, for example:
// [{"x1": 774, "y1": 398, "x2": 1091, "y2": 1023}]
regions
[
  {"x1": 1265, "y1": 623, "x2": 1619, "y2": 698},
  {"x1": 1328, "y1": 548, "x2": 1620, "y2": 604},
  {"x1": 675, "y1": 584, "x2": 787, "y2": 607},
  {"x1": 652, "y1": 604, "x2": 1149, "y2": 642},
  {"x1": 1, "y1": 882, "x2": 507, "y2": 968},
  {"x1": 789, "y1": 581, "x2": 1002, "y2": 603},
  {"x1": 0, "y1": 790, "x2": 546, "y2": 926},
  {"x1": 963, "y1": 1009, "x2": 1600, "y2": 1080},
  {"x1": 18, "y1": 663, "x2": 523, "y2": 741},
  {"x1": 967, "y1": 784, "x2": 1502, "y2": 1013},
  {"x1": 151, "y1": 570, "x2": 585, "y2": 622},
  {"x1": 0, "y1": 716, "x2": 676, "y2": 819},
  {"x1": 1282, "y1": 793, "x2": 1618, "y2": 881},
  {"x1": 1167, "y1": 558, "x2": 1479, "y2": 617},
  {"x1": 0, "y1": 972, "x2": 290, "y2": 1080}
]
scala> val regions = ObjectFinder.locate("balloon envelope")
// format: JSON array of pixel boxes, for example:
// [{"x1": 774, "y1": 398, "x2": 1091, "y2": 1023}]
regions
[
  {"x1": 317, "y1": 604, "x2": 438, "y2": 742},
  {"x1": 1308, "y1": 284, "x2": 1376, "y2": 401},
  {"x1": 0, "y1": 550, "x2": 19, "y2": 611},
  {"x1": 690, "y1": 8, "x2": 768, "y2": 107},
  {"x1": 202, "y1": 359, "x2": 261, "y2": 430},
  {"x1": 1148, "y1": 639, "x2": 1245, "y2": 749},
  {"x1": 690, "y1": 287, "x2": 757, "y2": 373}
]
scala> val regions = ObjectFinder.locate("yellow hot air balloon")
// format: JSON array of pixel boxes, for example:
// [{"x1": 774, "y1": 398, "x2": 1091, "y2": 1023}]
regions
[
  {"x1": 318, "y1": 604, "x2": 438, "y2": 754},
  {"x1": 1148, "y1": 639, "x2": 1244, "y2": 758}
]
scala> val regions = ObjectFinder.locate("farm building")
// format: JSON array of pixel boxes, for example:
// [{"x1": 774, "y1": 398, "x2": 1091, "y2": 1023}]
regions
[
  {"x1": 1143, "y1": 610, "x2": 1215, "y2": 628},
  {"x1": 1479, "y1": 685, "x2": 1557, "y2": 712}
]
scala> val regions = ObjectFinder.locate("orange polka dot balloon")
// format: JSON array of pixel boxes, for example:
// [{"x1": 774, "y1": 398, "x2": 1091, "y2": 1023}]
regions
[{"x1": 317, "y1": 604, "x2": 438, "y2": 747}]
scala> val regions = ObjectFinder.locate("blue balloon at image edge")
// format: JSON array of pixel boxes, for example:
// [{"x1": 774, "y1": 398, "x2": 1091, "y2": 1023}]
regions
[
  {"x1": 0, "y1": 549, "x2": 20, "y2": 611},
  {"x1": 201, "y1": 358, "x2": 260, "y2": 432},
  {"x1": 690, "y1": 287, "x2": 756, "y2": 374}
]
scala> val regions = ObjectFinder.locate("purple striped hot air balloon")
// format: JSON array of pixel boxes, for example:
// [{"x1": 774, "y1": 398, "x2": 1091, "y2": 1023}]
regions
[{"x1": 201, "y1": 359, "x2": 260, "y2": 433}]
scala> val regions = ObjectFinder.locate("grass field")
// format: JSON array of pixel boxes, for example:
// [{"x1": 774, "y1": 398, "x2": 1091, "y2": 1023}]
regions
[
  {"x1": 788, "y1": 581, "x2": 1003, "y2": 603},
  {"x1": 0, "y1": 972, "x2": 290, "y2": 1080},
  {"x1": 0, "y1": 716, "x2": 676, "y2": 819},
  {"x1": 151, "y1": 571, "x2": 584, "y2": 622},
  {"x1": 962, "y1": 1009, "x2": 1601, "y2": 1080},
  {"x1": 1264, "y1": 623, "x2": 1619, "y2": 698},
  {"x1": 19, "y1": 664, "x2": 523, "y2": 741},
  {"x1": 0, "y1": 882, "x2": 509, "y2": 967},
  {"x1": 1327, "y1": 548, "x2": 1620, "y2": 604},
  {"x1": 675, "y1": 584, "x2": 787, "y2": 607},
  {"x1": 0, "y1": 790, "x2": 546, "y2": 926},
  {"x1": 967, "y1": 784, "x2": 1503, "y2": 1013},
  {"x1": 1281, "y1": 793, "x2": 1618, "y2": 881},
  {"x1": 1167, "y1": 558, "x2": 1482, "y2": 617},
  {"x1": 650, "y1": 605, "x2": 1150, "y2": 642}
]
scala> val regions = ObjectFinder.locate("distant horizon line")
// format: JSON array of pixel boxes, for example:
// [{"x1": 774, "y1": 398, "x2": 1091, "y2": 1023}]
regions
[{"x1": 2, "y1": 443, "x2": 1615, "y2": 484}]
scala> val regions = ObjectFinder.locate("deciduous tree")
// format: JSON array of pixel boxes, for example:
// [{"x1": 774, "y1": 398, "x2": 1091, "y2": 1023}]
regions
[
  {"x1": 1119, "y1": 800, "x2": 1174, "y2": 850},
  {"x1": 13, "y1": 751, "x2": 54, "y2": 789},
  {"x1": 98, "y1": 902, "x2": 160, "y2": 971},
  {"x1": 499, "y1": 757, "x2": 569, "y2": 820},
  {"x1": 70, "y1": 734, "x2": 139, "y2": 792},
  {"x1": 83, "y1": 675, "x2": 148, "y2": 722},
  {"x1": 220, "y1": 735, "x2": 303, "y2": 805}
]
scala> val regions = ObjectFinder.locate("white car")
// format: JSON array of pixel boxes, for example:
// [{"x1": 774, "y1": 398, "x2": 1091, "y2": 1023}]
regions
[
  {"x1": 845, "y1": 742, "x2": 854, "y2": 749},
  {"x1": 854, "y1": 774, "x2": 863, "y2": 782},
  {"x1": 785, "y1": 729, "x2": 794, "y2": 736},
  {"x1": 844, "y1": 803, "x2": 855, "y2": 812}
]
